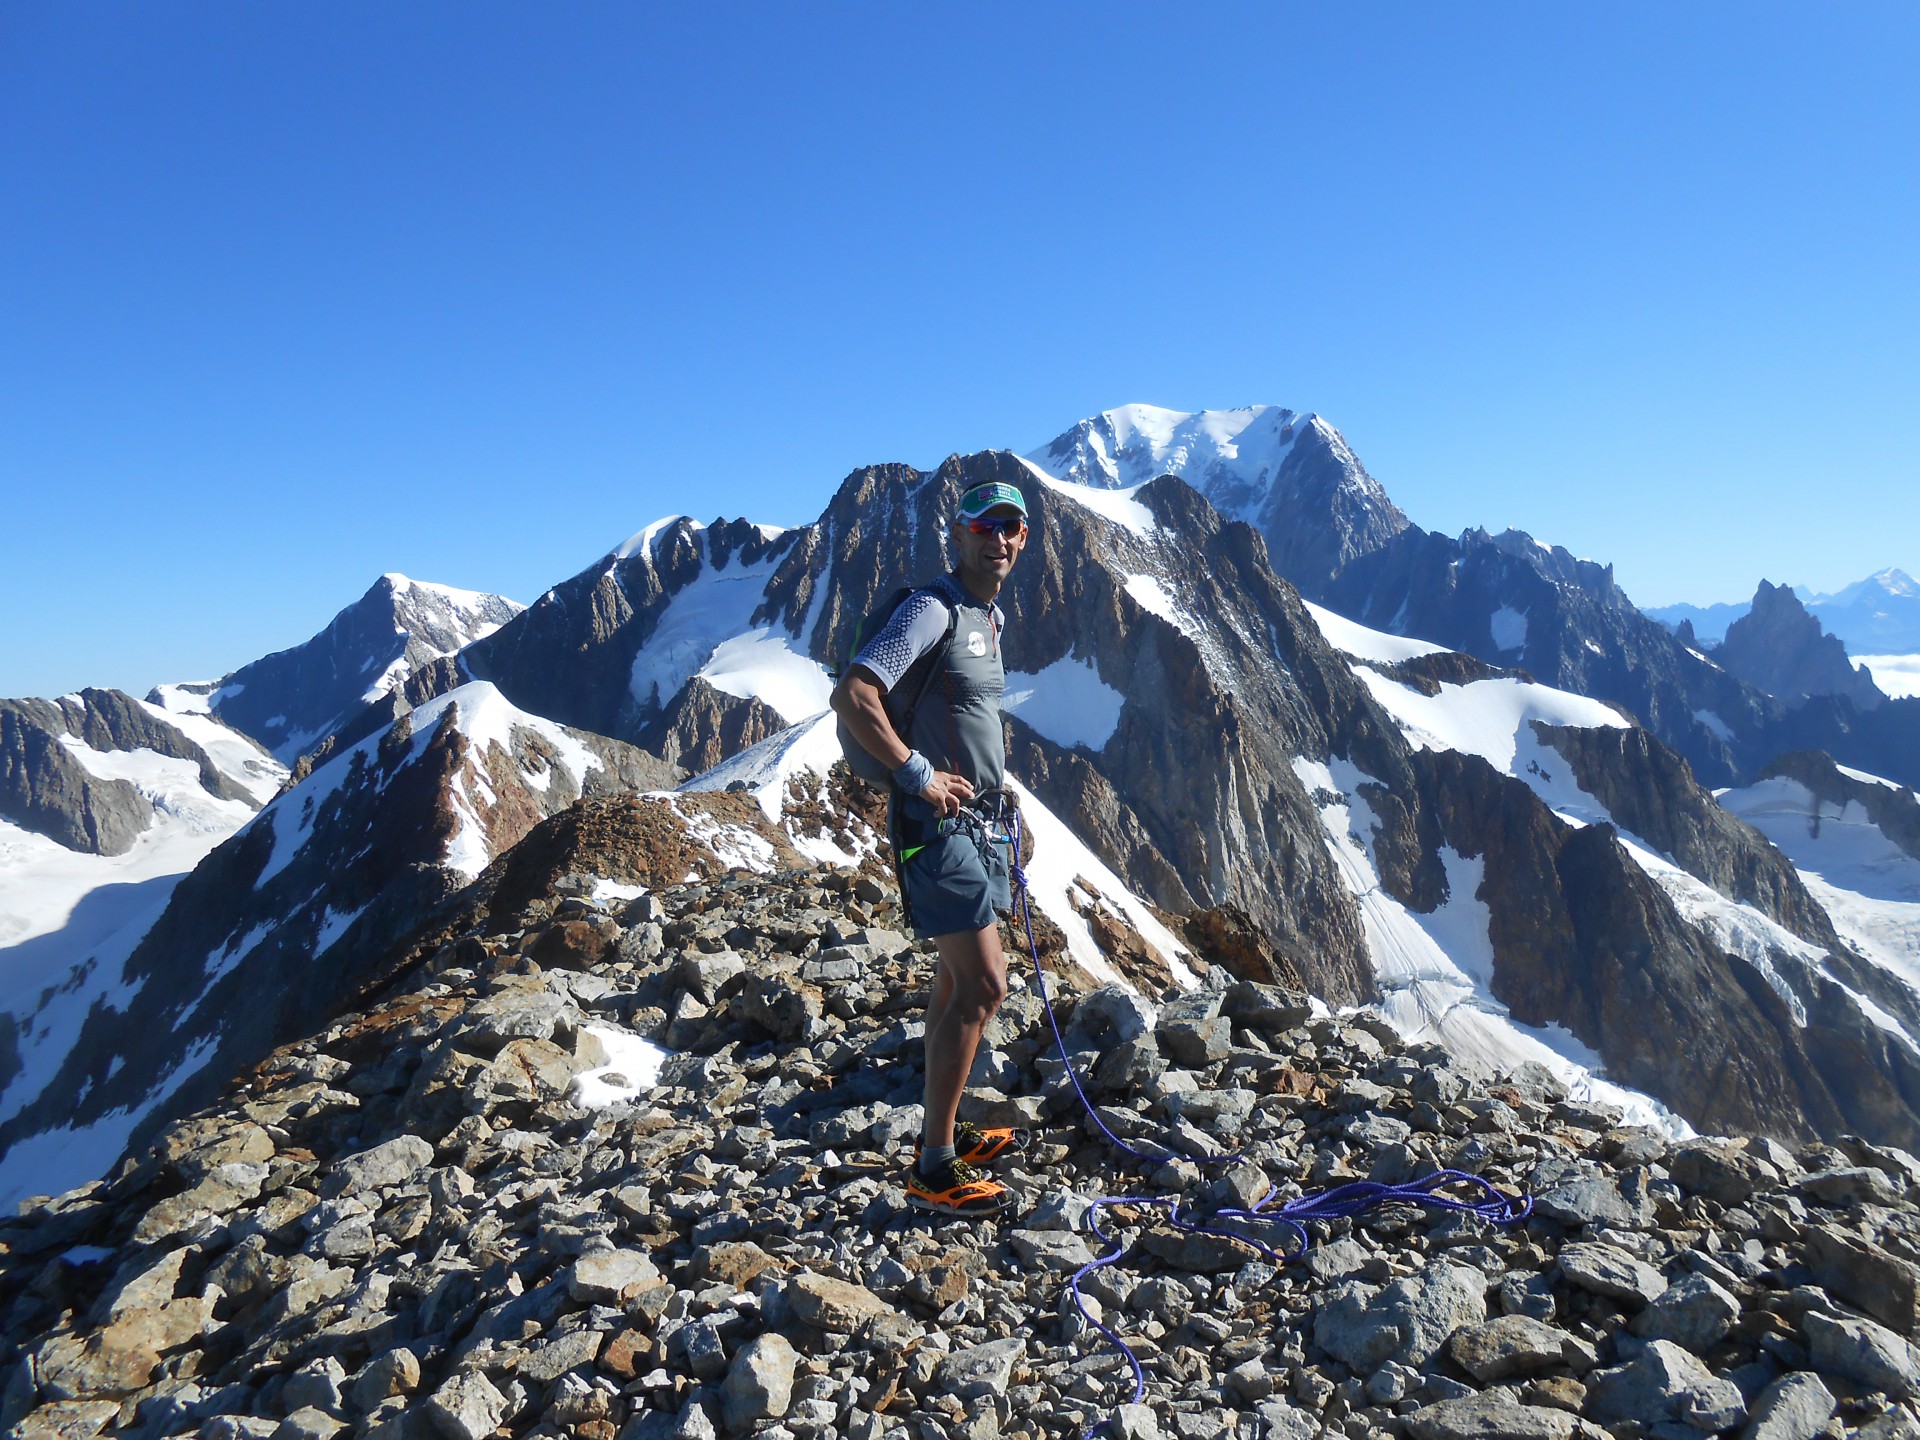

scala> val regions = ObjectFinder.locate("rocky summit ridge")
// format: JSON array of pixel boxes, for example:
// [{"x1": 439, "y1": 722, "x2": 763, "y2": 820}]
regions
[{"x1": 7, "y1": 831, "x2": 1920, "y2": 1440}]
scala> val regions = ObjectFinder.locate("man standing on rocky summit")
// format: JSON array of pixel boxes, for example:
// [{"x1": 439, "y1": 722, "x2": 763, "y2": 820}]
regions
[{"x1": 830, "y1": 480, "x2": 1032, "y2": 1217}]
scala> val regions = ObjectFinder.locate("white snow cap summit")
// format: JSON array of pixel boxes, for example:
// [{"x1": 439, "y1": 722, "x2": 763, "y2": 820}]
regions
[{"x1": 1027, "y1": 403, "x2": 1310, "y2": 494}]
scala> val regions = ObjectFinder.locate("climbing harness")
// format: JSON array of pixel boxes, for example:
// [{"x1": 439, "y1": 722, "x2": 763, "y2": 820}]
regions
[{"x1": 982, "y1": 804, "x2": 1534, "y2": 1440}]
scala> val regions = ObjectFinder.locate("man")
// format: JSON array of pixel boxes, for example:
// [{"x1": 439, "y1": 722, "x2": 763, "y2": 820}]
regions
[{"x1": 830, "y1": 479, "x2": 1031, "y2": 1217}]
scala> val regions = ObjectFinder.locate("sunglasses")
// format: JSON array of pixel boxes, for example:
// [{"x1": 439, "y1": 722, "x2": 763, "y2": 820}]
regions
[{"x1": 963, "y1": 515, "x2": 1028, "y2": 537}]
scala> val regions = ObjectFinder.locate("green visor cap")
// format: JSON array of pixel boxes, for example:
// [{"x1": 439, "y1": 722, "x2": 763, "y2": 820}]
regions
[{"x1": 956, "y1": 481, "x2": 1029, "y2": 521}]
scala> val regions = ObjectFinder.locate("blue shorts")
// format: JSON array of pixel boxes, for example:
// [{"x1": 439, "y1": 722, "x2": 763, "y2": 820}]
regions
[{"x1": 901, "y1": 823, "x2": 1013, "y2": 940}]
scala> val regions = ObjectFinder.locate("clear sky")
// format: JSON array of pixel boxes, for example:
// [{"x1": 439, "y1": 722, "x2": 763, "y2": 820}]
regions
[{"x1": 3, "y1": 3, "x2": 1917, "y2": 698}]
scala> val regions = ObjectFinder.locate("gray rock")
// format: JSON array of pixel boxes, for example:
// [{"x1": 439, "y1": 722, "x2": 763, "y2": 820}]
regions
[
  {"x1": 280, "y1": 1359, "x2": 346, "y2": 1415},
  {"x1": 1448, "y1": 1314, "x2": 1575, "y2": 1381},
  {"x1": 1008, "y1": 1229, "x2": 1097, "y2": 1272},
  {"x1": 1803, "y1": 1309, "x2": 1920, "y2": 1399},
  {"x1": 1347, "y1": 1113, "x2": 1414, "y2": 1151},
  {"x1": 1805, "y1": 1225, "x2": 1920, "y2": 1336},
  {"x1": 1303, "y1": 1237, "x2": 1370, "y2": 1285},
  {"x1": 1159, "y1": 1017, "x2": 1231, "y2": 1068},
  {"x1": 518, "y1": 1330, "x2": 602, "y2": 1384},
  {"x1": 720, "y1": 1333, "x2": 795, "y2": 1433},
  {"x1": 1585, "y1": 1338, "x2": 1747, "y2": 1432},
  {"x1": 1558, "y1": 1240, "x2": 1668, "y2": 1306},
  {"x1": 1670, "y1": 1140, "x2": 1771, "y2": 1205},
  {"x1": 1500, "y1": 1271, "x2": 1557, "y2": 1321},
  {"x1": 787, "y1": 1272, "x2": 890, "y2": 1333},
  {"x1": 1405, "y1": 1394, "x2": 1576, "y2": 1440},
  {"x1": 462, "y1": 990, "x2": 567, "y2": 1049},
  {"x1": 1111, "y1": 1403, "x2": 1160, "y2": 1440},
  {"x1": 272, "y1": 1408, "x2": 344, "y2": 1440},
  {"x1": 1798, "y1": 1167, "x2": 1902, "y2": 1207},
  {"x1": 1221, "y1": 981, "x2": 1312, "y2": 1032},
  {"x1": 324, "y1": 1135, "x2": 434, "y2": 1197},
  {"x1": 1314, "y1": 1261, "x2": 1486, "y2": 1371},
  {"x1": 1023, "y1": 1191, "x2": 1093, "y2": 1232},
  {"x1": 1530, "y1": 1158, "x2": 1640, "y2": 1229},
  {"x1": 424, "y1": 1372, "x2": 507, "y2": 1440},
  {"x1": 679, "y1": 951, "x2": 747, "y2": 1003},
  {"x1": 1254, "y1": 1400, "x2": 1320, "y2": 1440},
  {"x1": 1066, "y1": 986, "x2": 1157, "y2": 1049},
  {"x1": 673, "y1": 1321, "x2": 728, "y2": 1381},
  {"x1": 1741, "y1": 1372, "x2": 1836, "y2": 1440},
  {"x1": 935, "y1": 1337, "x2": 1025, "y2": 1399},
  {"x1": 620, "y1": 1397, "x2": 718, "y2": 1440},
  {"x1": 1632, "y1": 1271, "x2": 1741, "y2": 1352},
  {"x1": 569, "y1": 1249, "x2": 661, "y2": 1304}
]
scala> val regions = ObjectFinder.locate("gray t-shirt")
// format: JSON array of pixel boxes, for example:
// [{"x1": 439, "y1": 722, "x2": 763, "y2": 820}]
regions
[{"x1": 851, "y1": 572, "x2": 1007, "y2": 809}]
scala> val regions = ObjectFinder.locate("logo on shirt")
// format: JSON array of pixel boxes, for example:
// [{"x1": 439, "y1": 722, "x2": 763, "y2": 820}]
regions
[{"x1": 966, "y1": 630, "x2": 987, "y2": 657}]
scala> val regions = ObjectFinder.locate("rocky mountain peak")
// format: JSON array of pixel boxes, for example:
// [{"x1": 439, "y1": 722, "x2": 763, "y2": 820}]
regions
[
  {"x1": 159, "y1": 575, "x2": 525, "y2": 764},
  {"x1": 1718, "y1": 581, "x2": 1885, "y2": 710}
]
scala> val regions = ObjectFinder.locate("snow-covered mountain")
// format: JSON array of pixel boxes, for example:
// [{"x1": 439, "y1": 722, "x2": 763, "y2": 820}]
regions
[
  {"x1": 1025, "y1": 404, "x2": 1411, "y2": 594},
  {"x1": 11, "y1": 401, "x2": 1920, "y2": 1204},
  {"x1": 396, "y1": 448, "x2": 1920, "y2": 1149},
  {"x1": 155, "y1": 573, "x2": 523, "y2": 764},
  {"x1": 1808, "y1": 566, "x2": 1920, "y2": 650}
]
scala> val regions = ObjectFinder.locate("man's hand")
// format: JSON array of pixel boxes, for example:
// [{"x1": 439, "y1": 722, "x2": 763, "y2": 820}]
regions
[{"x1": 920, "y1": 771, "x2": 975, "y2": 817}]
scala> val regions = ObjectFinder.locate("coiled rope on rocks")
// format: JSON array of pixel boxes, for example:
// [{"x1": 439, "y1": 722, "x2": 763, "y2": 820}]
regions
[{"x1": 973, "y1": 802, "x2": 1534, "y2": 1440}]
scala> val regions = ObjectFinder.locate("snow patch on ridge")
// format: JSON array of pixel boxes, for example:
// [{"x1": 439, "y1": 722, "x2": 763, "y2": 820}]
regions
[
  {"x1": 572, "y1": 1024, "x2": 670, "y2": 1109},
  {"x1": 628, "y1": 537, "x2": 793, "y2": 714},
  {"x1": 1490, "y1": 606, "x2": 1528, "y2": 654},
  {"x1": 1005, "y1": 777, "x2": 1196, "y2": 992},
  {"x1": 1003, "y1": 656, "x2": 1124, "y2": 752},
  {"x1": 1304, "y1": 602, "x2": 1447, "y2": 664},
  {"x1": 1019, "y1": 458, "x2": 1158, "y2": 537}
]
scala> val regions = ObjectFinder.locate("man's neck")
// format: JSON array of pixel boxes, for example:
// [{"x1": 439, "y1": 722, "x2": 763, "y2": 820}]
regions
[{"x1": 953, "y1": 565, "x2": 1001, "y2": 607}]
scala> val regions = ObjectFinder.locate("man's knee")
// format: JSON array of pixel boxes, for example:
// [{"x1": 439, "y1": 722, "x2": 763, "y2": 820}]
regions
[{"x1": 954, "y1": 965, "x2": 1008, "y2": 1023}]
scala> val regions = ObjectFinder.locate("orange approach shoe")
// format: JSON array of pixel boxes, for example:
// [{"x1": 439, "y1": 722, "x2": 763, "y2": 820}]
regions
[
  {"x1": 904, "y1": 1157, "x2": 1012, "y2": 1216},
  {"x1": 914, "y1": 1121, "x2": 1027, "y2": 1167}
]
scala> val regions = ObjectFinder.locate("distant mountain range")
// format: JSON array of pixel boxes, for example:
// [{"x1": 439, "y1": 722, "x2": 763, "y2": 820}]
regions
[
  {"x1": 1647, "y1": 567, "x2": 1920, "y2": 654},
  {"x1": 6, "y1": 401, "x2": 1920, "y2": 1210}
]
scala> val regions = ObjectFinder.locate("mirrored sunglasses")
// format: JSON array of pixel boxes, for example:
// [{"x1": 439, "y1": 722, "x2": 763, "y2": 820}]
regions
[{"x1": 965, "y1": 515, "x2": 1027, "y2": 537}]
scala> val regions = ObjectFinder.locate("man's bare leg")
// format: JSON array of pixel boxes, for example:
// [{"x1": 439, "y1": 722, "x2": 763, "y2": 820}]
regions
[{"x1": 921, "y1": 923, "x2": 1009, "y2": 1154}]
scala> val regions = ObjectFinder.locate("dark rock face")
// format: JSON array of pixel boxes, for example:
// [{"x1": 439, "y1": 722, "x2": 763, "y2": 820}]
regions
[
  {"x1": 765, "y1": 452, "x2": 1392, "y2": 1005},
  {"x1": 185, "y1": 574, "x2": 523, "y2": 762},
  {"x1": 1424, "y1": 752, "x2": 1920, "y2": 1144},
  {"x1": 1717, "y1": 581, "x2": 1884, "y2": 710},
  {"x1": 1535, "y1": 722, "x2": 1838, "y2": 947},
  {"x1": 0, "y1": 689, "x2": 253, "y2": 855},
  {"x1": 0, "y1": 687, "x2": 675, "y2": 1195}
]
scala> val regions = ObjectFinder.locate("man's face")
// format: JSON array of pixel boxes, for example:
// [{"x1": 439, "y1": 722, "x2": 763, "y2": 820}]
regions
[{"x1": 952, "y1": 509, "x2": 1028, "y2": 586}]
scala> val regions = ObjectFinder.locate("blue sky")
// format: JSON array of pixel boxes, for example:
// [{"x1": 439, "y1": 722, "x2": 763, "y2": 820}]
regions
[{"x1": 3, "y1": 3, "x2": 1917, "y2": 698}]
